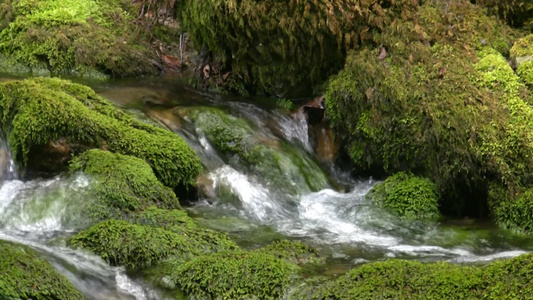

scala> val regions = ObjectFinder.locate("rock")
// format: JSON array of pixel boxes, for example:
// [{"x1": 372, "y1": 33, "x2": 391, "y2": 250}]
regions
[
  {"x1": 302, "y1": 95, "x2": 325, "y2": 125},
  {"x1": 0, "y1": 240, "x2": 83, "y2": 299}
]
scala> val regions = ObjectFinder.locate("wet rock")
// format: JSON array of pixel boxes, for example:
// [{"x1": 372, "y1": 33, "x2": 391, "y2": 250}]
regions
[
  {"x1": 311, "y1": 123, "x2": 340, "y2": 163},
  {"x1": 302, "y1": 95, "x2": 325, "y2": 125}
]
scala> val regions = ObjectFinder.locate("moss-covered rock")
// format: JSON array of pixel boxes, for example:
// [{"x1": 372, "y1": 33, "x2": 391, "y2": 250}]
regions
[
  {"x1": 307, "y1": 254, "x2": 533, "y2": 300},
  {"x1": 184, "y1": 107, "x2": 329, "y2": 194},
  {"x1": 325, "y1": 1, "x2": 529, "y2": 214},
  {"x1": 69, "y1": 212, "x2": 238, "y2": 270},
  {"x1": 367, "y1": 172, "x2": 440, "y2": 221},
  {"x1": 511, "y1": 35, "x2": 533, "y2": 87},
  {"x1": 0, "y1": 240, "x2": 83, "y2": 299},
  {"x1": 129, "y1": 207, "x2": 239, "y2": 254},
  {"x1": 152, "y1": 250, "x2": 298, "y2": 299},
  {"x1": 0, "y1": 0, "x2": 158, "y2": 77},
  {"x1": 0, "y1": 77, "x2": 202, "y2": 189},
  {"x1": 257, "y1": 240, "x2": 323, "y2": 265},
  {"x1": 69, "y1": 149, "x2": 181, "y2": 222}
]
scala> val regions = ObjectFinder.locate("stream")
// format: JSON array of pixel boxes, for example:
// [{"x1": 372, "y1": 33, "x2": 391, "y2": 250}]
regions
[{"x1": 1, "y1": 76, "x2": 533, "y2": 298}]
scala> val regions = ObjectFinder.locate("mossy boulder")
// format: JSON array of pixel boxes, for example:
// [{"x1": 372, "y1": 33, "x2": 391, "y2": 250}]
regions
[
  {"x1": 0, "y1": 77, "x2": 202, "y2": 188},
  {"x1": 257, "y1": 240, "x2": 323, "y2": 265},
  {"x1": 69, "y1": 149, "x2": 181, "y2": 222},
  {"x1": 325, "y1": 1, "x2": 529, "y2": 214},
  {"x1": 69, "y1": 215, "x2": 237, "y2": 270},
  {"x1": 152, "y1": 250, "x2": 298, "y2": 299},
  {"x1": 184, "y1": 107, "x2": 329, "y2": 194},
  {"x1": 0, "y1": 240, "x2": 83, "y2": 299},
  {"x1": 367, "y1": 172, "x2": 440, "y2": 221},
  {"x1": 129, "y1": 207, "x2": 238, "y2": 254},
  {"x1": 0, "y1": 0, "x2": 158, "y2": 77},
  {"x1": 511, "y1": 34, "x2": 533, "y2": 87},
  {"x1": 307, "y1": 254, "x2": 533, "y2": 300}
]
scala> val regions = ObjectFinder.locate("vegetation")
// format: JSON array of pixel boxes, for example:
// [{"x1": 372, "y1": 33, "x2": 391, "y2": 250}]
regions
[
  {"x1": 474, "y1": 0, "x2": 533, "y2": 30},
  {"x1": 153, "y1": 250, "x2": 298, "y2": 299},
  {"x1": 257, "y1": 240, "x2": 323, "y2": 265},
  {"x1": 0, "y1": 77, "x2": 202, "y2": 189},
  {"x1": 367, "y1": 172, "x2": 440, "y2": 221},
  {"x1": 0, "y1": 240, "x2": 83, "y2": 300},
  {"x1": 511, "y1": 34, "x2": 533, "y2": 87},
  {"x1": 325, "y1": 1, "x2": 530, "y2": 215},
  {"x1": 0, "y1": 0, "x2": 159, "y2": 77},
  {"x1": 306, "y1": 253, "x2": 533, "y2": 299},
  {"x1": 69, "y1": 149, "x2": 181, "y2": 222},
  {"x1": 129, "y1": 207, "x2": 239, "y2": 253}
]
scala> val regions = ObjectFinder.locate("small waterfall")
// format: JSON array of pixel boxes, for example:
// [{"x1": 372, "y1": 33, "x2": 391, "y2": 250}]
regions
[
  {"x1": 0, "y1": 173, "x2": 163, "y2": 299},
  {"x1": 0, "y1": 138, "x2": 18, "y2": 182}
]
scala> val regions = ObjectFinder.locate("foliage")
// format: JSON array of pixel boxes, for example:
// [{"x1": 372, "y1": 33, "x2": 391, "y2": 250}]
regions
[
  {"x1": 488, "y1": 183, "x2": 533, "y2": 234},
  {"x1": 0, "y1": 0, "x2": 158, "y2": 77},
  {"x1": 308, "y1": 254, "x2": 533, "y2": 300},
  {"x1": 185, "y1": 107, "x2": 329, "y2": 194},
  {"x1": 0, "y1": 240, "x2": 83, "y2": 299},
  {"x1": 325, "y1": 1, "x2": 529, "y2": 213},
  {"x1": 256, "y1": 240, "x2": 323, "y2": 265},
  {"x1": 0, "y1": 77, "x2": 202, "y2": 189},
  {"x1": 69, "y1": 150, "x2": 180, "y2": 222},
  {"x1": 153, "y1": 250, "x2": 298, "y2": 299},
  {"x1": 367, "y1": 172, "x2": 440, "y2": 221}
]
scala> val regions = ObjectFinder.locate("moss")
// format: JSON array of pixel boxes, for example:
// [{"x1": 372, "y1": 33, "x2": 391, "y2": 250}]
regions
[
  {"x1": 0, "y1": 0, "x2": 158, "y2": 77},
  {"x1": 488, "y1": 183, "x2": 533, "y2": 234},
  {"x1": 517, "y1": 60, "x2": 533, "y2": 87},
  {"x1": 0, "y1": 240, "x2": 83, "y2": 300},
  {"x1": 325, "y1": 1, "x2": 529, "y2": 214},
  {"x1": 69, "y1": 219, "x2": 200, "y2": 270},
  {"x1": 130, "y1": 207, "x2": 239, "y2": 253},
  {"x1": 69, "y1": 149, "x2": 181, "y2": 221},
  {"x1": 178, "y1": 0, "x2": 518, "y2": 95},
  {"x1": 474, "y1": 0, "x2": 533, "y2": 30},
  {"x1": 152, "y1": 250, "x2": 298, "y2": 299},
  {"x1": 367, "y1": 172, "x2": 440, "y2": 221},
  {"x1": 186, "y1": 107, "x2": 329, "y2": 194},
  {"x1": 309, "y1": 254, "x2": 533, "y2": 300},
  {"x1": 511, "y1": 34, "x2": 533, "y2": 58},
  {"x1": 0, "y1": 77, "x2": 202, "y2": 189},
  {"x1": 256, "y1": 240, "x2": 323, "y2": 265}
]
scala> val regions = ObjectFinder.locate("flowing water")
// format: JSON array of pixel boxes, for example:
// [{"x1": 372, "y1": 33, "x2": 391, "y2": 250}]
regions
[{"x1": 1, "y1": 76, "x2": 533, "y2": 298}]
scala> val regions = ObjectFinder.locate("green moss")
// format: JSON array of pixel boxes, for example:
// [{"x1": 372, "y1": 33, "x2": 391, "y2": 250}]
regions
[
  {"x1": 70, "y1": 149, "x2": 181, "y2": 221},
  {"x1": 130, "y1": 207, "x2": 239, "y2": 253},
  {"x1": 367, "y1": 172, "x2": 440, "y2": 221},
  {"x1": 257, "y1": 240, "x2": 323, "y2": 265},
  {"x1": 475, "y1": 0, "x2": 533, "y2": 30},
  {"x1": 0, "y1": 77, "x2": 202, "y2": 189},
  {"x1": 0, "y1": 240, "x2": 83, "y2": 300},
  {"x1": 186, "y1": 107, "x2": 329, "y2": 194},
  {"x1": 517, "y1": 60, "x2": 533, "y2": 87},
  {"x1": 488, "y1": 183, "x2": 533, "y2": 234},
  {"x1": 325, "y1": 1, "x2": 529, "y2": 214},
  {"x1": 511, "y1": 34, "x2": 533, "y2": 58},
  {"x1": 0, "y1": 0, "x2": 158, "y2": 77},
  {"x1": 309, "y1": 254, "x2": 533, "y2": 300},
  {"x1": 178, "y1": 0, "x2": 518, "y2": 95},
  {"x1": 68, "y1": 219, "x2": 202, "y2": 269},
  {"x1": 152, "y1": 250, "x2": 298, "y2": 299}
]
